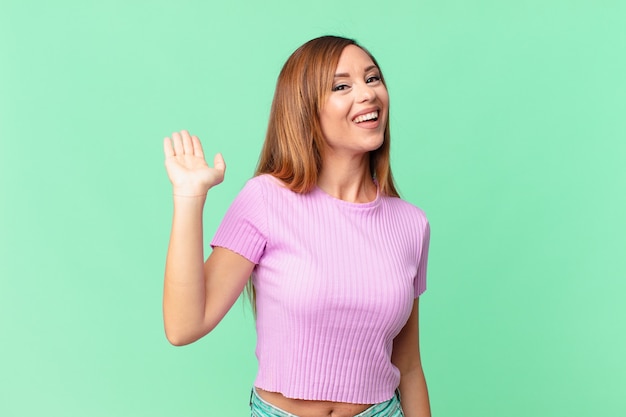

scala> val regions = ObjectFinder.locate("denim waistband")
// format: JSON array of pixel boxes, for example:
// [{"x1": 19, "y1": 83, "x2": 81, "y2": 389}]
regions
[{"x1": 249, "y1": 388, "x2": 403, "y2": 417}]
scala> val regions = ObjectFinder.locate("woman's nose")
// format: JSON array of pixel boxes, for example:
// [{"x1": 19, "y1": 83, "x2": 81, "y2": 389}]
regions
[{"x1": 356, "y1": 82, "x2": 376, "y2": 102}]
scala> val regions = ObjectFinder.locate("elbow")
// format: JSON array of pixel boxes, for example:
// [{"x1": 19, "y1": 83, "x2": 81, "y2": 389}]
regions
[
  {"x1": 163, "y1": 320, "x2": 195, "y2": 346},
  {"x1": 164, "y1": 326, "x2": 200, "y2": 346},
  {"x1": 163, "y1": 322, "x2": 217, "y2": 347},
  {"x1": 165, "y1": 332, "x2": 192, "y2": 347}
]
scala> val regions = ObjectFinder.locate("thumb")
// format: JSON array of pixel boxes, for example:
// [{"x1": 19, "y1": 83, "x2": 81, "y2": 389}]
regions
[{"x1": 213, "y1": 153, "x2": 226, "y2": 174}]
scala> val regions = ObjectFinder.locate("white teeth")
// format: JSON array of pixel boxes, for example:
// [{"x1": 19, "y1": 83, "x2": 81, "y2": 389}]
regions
[{"x1": 353, "y1": 111, "x2": 378, "y2": 123}]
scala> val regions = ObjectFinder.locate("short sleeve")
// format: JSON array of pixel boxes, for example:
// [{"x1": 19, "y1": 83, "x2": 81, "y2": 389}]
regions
[
  {"x1": 414, "y1": 221, "x2": 430, "y2": 298},
  {"x1": 211, "y1": 177, "x2": 268, "y2": 264}
]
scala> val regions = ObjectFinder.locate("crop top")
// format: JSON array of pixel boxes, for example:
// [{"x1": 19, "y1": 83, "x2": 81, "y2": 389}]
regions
[{"x1": 211, "y1": 174, "x2": 430, "y2": 404}]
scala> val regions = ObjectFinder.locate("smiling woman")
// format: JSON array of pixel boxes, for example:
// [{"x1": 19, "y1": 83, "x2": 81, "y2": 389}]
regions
[
  {"x1": 162, "y1": 36, "x2": 431, "y2": 417},
  {"x1": 319, "y1": 45, "x2": 390, "y2": 189}
]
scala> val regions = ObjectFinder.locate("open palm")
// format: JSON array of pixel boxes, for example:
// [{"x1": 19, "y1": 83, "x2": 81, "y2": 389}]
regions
[{"x1": 163, "y1": 130, "x2": 225, "y2": 196}]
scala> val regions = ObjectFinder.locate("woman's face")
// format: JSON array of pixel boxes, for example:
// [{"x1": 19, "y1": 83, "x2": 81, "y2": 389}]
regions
[{"x1": 319, "y1": 45, "x2": 389, "y2": 159}]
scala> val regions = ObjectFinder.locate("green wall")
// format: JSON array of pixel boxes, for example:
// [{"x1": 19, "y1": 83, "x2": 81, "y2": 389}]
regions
[{"x1": 1, "y1": 1, "x2": 624, "y2": 415}]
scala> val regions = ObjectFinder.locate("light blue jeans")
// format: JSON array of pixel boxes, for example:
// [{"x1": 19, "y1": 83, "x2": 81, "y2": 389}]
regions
[{"x1": 249, "y1": 388, "x2": 404, "y2": 417}]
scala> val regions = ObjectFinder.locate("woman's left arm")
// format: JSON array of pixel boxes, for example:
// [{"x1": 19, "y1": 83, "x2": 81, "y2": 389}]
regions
[{"x1": 391, "y1": 298, "x2": 431, "y2": 417}]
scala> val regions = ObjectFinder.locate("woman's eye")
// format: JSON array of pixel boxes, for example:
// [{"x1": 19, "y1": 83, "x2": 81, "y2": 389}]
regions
[
  {"x1": 366, "y1": 75, "x2": 381, "y2": 83},
  {"x1": 332, "y1": 84, "x2": 349, "y2": 91}
]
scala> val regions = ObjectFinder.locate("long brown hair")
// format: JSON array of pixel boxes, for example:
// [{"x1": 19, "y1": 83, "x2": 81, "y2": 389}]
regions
[
  {"x1": 255, "y1": 35, "x2": 399, "y2": 197},
  {"x1": 247, "y1": 36, "x2": 400, "y2": 313}
]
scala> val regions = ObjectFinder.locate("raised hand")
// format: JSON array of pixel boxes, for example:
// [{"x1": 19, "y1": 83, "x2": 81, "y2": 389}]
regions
[{"x1": 163, "y1": 130, "x2": 226, "y2": 196}]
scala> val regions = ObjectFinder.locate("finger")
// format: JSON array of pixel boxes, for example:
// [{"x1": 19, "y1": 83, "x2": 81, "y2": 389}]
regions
[
  {"x1": 213, "y1": 153, "x2": 226, "y2": 174},
  {"x1": 181, "y1": 130, "x2": 193, "y2": 155},
  {"x1": 191, "y1": 135, "x2": 205, "y2": 158},
  {"x1": 163, "y1": 137, "x2": 175, "y2": 158},
  {"x1": 172, "y1": 131, "x2": 184, "y2": 156}
]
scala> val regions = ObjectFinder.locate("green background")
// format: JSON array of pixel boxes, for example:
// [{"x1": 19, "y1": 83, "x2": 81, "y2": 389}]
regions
[{"x1": 1, "y1": 0, "x2": 625, "y2": 416}]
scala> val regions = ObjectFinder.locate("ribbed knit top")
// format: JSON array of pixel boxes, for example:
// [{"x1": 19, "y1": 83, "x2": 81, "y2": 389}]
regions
[{"x1": 211, "y1": 174, "x2": 430, "y2": 404}]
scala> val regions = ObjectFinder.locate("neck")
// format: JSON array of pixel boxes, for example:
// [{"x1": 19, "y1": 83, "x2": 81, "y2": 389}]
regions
[{"x1": 317, "y1": 153, "x2": 376, "y2": 203}]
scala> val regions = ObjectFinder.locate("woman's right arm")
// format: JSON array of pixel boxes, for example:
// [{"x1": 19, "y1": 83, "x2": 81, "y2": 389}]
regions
[{"x1": 162, "y1": 130, "x2": 255, "y2": 346}]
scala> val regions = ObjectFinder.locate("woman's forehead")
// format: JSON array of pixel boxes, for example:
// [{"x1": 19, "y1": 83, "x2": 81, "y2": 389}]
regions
[{"x1": 334, "y1": 45, "x2": 377, "y2": 74}]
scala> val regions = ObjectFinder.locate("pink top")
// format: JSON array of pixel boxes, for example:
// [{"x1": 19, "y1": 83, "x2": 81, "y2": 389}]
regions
[{"x1": 211, "y1": 174, "x2": 430, "y2": 404}]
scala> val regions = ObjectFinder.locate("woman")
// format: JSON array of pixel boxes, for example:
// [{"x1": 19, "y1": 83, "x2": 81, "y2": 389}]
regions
[{"x1": 163, "y1": 36, "x2": 431, "y2": 417}]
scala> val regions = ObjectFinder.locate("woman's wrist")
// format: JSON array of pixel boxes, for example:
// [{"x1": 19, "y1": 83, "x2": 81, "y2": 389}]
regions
[
  {"x1": 172, "y1": 186, "x2": 209, "y2": 198},
  {"x1": 172, "y1": 190, "x2": 208, "y2": 210},
  {"x1": 173, "y1": 192, "x2": 207, "y2": 198},
  {"x1": 171, "y1": 193, "x2": 207, "y2": 216}
]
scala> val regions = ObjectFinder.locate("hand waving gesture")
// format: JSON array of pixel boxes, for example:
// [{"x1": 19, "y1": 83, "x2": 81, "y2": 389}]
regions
[{"x1": 163, "y1": 130, "x2": 226, "y2": 196}]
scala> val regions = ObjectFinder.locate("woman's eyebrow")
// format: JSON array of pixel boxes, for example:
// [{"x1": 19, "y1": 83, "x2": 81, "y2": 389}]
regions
[{"x1": 333, "y1": 65, "x2": 379, "y2": 78}]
